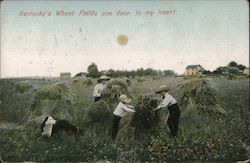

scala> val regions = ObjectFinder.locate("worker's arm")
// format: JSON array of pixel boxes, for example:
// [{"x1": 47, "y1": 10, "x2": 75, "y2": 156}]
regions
[
  {"x1": 126, "y1": 104, "x2": 135, "y2": 109},
  {"x1": 153, "y1": 97, "x2": 171, "y2": 111},
  {"x1": 122, "y1": 104, "x2": 136, "y2": 113},
  {"x1": 153, "y1": 106, "x2": 161, "y2": 111}
]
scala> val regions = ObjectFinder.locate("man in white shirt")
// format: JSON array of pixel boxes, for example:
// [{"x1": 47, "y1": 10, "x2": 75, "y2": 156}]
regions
[
  {"x1": 112, "y1": 94, "x2": 136, "y2": 140},
  {"x1": 93, "y1": 75, "x2": 110, "y2": 102},
  {"x1": 154, "y1": 85, "x2": 180, "y2": 137}
]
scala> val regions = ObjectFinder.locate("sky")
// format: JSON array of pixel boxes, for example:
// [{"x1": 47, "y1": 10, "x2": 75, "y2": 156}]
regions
[{"x1": 0, "y1": 0, "x2": 249, "y2": 77}]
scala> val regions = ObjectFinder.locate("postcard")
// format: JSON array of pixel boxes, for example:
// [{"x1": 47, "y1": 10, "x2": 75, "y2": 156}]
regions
[{"x1": 0, "y1": 0, "x2": 249, "y2": 162}]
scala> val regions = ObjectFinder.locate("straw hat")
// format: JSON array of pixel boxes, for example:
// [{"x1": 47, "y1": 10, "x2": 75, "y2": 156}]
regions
[
  {"x1": 99, "y1": 75, "x2": 111, "y2": 80},
  {"x1": 155, "y1": 85, "x2": 170, "y2": 94},
  {"x1": 119, "y1": 94, "x2": 131, "y2": 103}
]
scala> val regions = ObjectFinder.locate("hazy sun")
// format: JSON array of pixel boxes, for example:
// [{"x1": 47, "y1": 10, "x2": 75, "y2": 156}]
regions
[{"x1": 117, "y1": 35, "x2": 128, "y2": 46}]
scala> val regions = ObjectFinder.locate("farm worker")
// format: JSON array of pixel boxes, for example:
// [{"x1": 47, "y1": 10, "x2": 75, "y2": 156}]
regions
[
  {"x1": 112, "y1": 94, "x2": 135, "y2": 140},
  {"x1": 41, "y1": 116, "x2": 56, "y2": 137},
  {"x1": 154, "y1": 85, "x2": 180, "y2": 137},
  {"x1": 41, "y1": 116, "x2": 78, "y2": 137},
  {"x1": 93, "y1": 75, "x2": 110, "y2": 102}
]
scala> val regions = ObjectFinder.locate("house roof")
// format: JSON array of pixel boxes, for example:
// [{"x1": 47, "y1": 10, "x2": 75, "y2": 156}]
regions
[
  {"x1": 186, "y1": 65, "x2": 206, "y2": 71},
  {"x1": 74, "y1": 72, "x2": 87, "y2": 77}
]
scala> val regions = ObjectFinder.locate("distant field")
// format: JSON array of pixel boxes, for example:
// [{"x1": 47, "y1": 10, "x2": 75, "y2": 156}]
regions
[{"x1": 0, "y1": 76, "x2": 249, "y2": 162}]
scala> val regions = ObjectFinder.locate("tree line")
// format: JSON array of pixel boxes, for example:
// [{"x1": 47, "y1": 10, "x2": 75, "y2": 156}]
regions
[
  {"x1": 86, "y1": 61, "x2": 247, "y2": 78},
  {"x1": 87, "y1": 63, "x2": 176, "y2": 78},
  {"x1": 206, "y1": 61, "x2": 246, "y2": 75}
]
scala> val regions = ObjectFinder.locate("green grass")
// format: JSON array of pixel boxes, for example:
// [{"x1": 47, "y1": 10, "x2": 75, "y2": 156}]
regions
[{"x1": 0, "y1": 77, "x2": 249, "y2": 162}]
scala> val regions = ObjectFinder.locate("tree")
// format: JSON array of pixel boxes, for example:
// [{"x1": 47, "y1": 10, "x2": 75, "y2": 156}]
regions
[
  {"x1": 237, "y1": 64, "x2": 246, "y2": 70},
  {"x1": 213, "y1": 66, "x2": 226, "y2": 74},
  {"x1": 163, "y1": 70, "x2": 176, "y2": 76},
  {"x1": 136, "y1": 68, "x2": 144, "y2": 76},
  {"x1": 203, "y1": 70, "x2": 211, "y2": 74},
  {"x1": 228, "y1": 61, "x2": 237, "y2": 67},
  {"x1": 227, "y1": 61, "x2": 246, "y2": 71},
  {"x1": 87, "y1": 63, "x2": 100, "y2": 78},
  {"x1": 144, "y1": 68, "x2": 157, "y2": 76}
]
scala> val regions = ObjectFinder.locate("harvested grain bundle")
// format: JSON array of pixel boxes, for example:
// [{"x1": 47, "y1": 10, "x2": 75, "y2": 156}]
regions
[
  {"x1": 33, "y1": 84, "x2": 64, "y2": 101},
  {"x1": 87, "y1": 100, "x2": 111, "y2": 123},
  {"x1": 137, "y1": 78, "x2": 146, "y2": 83},
  {"x1": 107, "y1": 79, "x2": 128, "y2": 91},
  {"x1": 83, "y1": 99, "x2": 114, "y2": 138},
  {"x1": 172, "y1": 79, "x2": 226, "y2": 114},
  {"x1": 83, "y1": 78, "x2": 93, "y2": 85},
  {"x1": 72, "y1": 77, "x2": 92, "y2": 86},
  {"x1": 15, "y1": 81, "x2": 33, "y2": 94},
  {"x1": 106, "y1": 79, "x2": 130, "y2": 100},
  {"x1": 125, "y1": 78, "x2": 132, "y2": 86},
  {"x1": 26, "y1": 83, "x2": 74, "y2": 123},
  {"x1": 117, "y1": 95, "x2": 160, "y2": 142},
  {"x1": 131, "y1": 95, "x2": 160, "y2": 131}
]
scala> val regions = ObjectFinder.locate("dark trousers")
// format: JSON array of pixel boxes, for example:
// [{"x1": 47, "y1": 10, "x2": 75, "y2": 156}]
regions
[
  {"x1": 112, "y1": 114, "x2": 122, "y2": 140},
  {"x1": 167, "y1": 103, "x2": 180, "y2": 136},
  {"x1": 94, "y1": 97, "x2": 101, "y2": 102}
]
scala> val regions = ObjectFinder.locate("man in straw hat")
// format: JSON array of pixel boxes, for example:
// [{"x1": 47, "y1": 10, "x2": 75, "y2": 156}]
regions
[
  {"x1": 93, "y1": 75, "x2": 111, "y2": 102},
  {"x1": 112, "y1": 94, "x2": 136, "y2": 140},
  {"x1": 154, "y1": 85, "x2": 180, "y2": 137}
]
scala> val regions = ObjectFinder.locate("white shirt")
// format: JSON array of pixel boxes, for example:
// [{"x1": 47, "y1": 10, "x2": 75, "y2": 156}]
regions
[
  {"x1": 113, "y1": 102, "x2": 135, "y2": 117},
  {"x1": 42, "y1": 116, "x2": 56, "y2": 137},
  {"x1": 45, "y1": 116, "x2": 56, "y2": 125},
  {"x1": 93, "y1": 83, "x2": 107, "y2": 97},
  {"x1": 156, "y1": 92, "x2": 177, "y2": 110}
]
